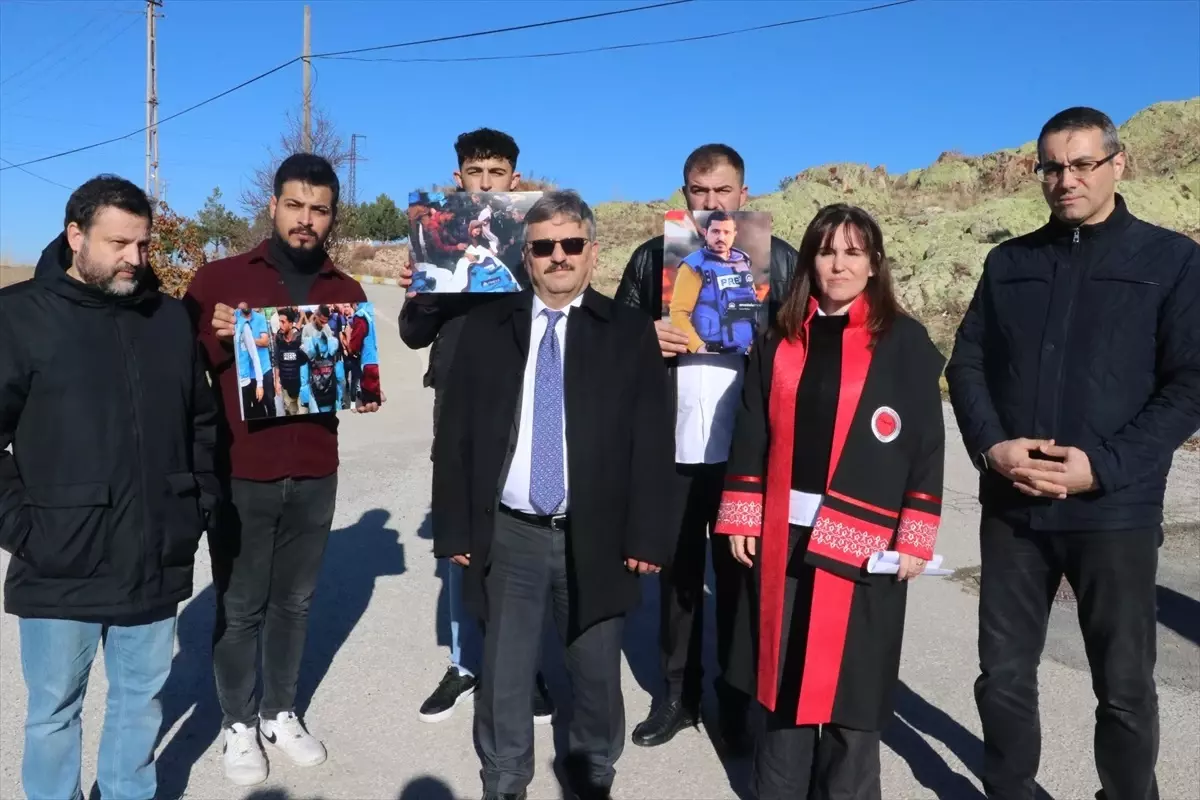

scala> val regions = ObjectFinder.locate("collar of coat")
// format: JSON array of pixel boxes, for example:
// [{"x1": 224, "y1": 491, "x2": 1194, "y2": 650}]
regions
[{"x1": 500, "y1": 286, "x2": 612, "y2": 324}]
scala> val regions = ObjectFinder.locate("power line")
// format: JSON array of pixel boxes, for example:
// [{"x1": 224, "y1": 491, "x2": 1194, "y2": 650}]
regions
[
  {"x1": 0, "y1": 0, "x2": 691, "y2": 172},
  {"x1": 319, "y1": 0, "x2": 920, "y2": 66},
  {"x1": 0, "y1": 156, "x2": 73, "y2": 190}
]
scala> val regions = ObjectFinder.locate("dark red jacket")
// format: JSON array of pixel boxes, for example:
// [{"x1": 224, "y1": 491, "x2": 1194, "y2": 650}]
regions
[{"x1": 183, "y1": 241, "x2": 367, "y2": 482}]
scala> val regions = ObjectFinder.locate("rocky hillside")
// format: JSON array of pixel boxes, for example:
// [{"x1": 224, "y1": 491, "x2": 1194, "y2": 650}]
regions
[{"x1": 591, "y1": 98, "x2": 1200, "y2": 354}]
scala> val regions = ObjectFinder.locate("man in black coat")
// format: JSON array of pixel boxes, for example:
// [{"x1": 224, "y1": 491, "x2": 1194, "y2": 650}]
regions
[
  {"x1": 433, "y1": 190, "x2": 676, "y2": 800},
  {"x1": 614, "y1": 143, "x2": 797, "y2": 752},
  {"x1": 396, "y1": 128, "x2": 556, "y2": 725},
  {"x1": 946, "y1": 106, "x2": 1200, "y2": 800},
  {"x1": 0, "y1": 175, "x2": 219, "y2": 800}
]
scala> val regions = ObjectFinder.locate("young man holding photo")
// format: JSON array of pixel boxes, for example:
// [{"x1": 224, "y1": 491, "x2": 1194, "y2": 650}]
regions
[{"x1": 397, "y1": 128, "x2": 555, "y2": 726}]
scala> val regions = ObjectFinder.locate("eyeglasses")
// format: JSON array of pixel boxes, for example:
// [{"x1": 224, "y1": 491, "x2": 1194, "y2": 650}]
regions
[
  {"x1": 1034, "y1": 150, "x2": 1120, "y2": 184},
  {"x1": 527, "y1": 237, "x2": 589, "y2": 258}
]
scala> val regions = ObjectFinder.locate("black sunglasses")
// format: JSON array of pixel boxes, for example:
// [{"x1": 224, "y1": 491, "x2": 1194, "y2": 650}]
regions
[{"x1": 527, "y1": 237, "x2": 589, "y2": 258}]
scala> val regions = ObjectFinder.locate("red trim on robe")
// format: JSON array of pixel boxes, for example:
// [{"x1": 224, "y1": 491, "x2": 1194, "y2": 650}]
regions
[
  {"x1": 729, "y1": 474, "x2": 763, "y2": 484},
  {"x1": 795, "y1": 569, "x2": 856, "y2": 724},
  {"x1": 905, "y1": 490, "x2": 941, "y2": 504},
  {"x1": 714, "y1": 491, "x2": 765, "y2": 537},
  {"x1": 808, "y1": 506, "x2": 894, "y2": 565},
  {"x1": 826, "y1": 488, "x2": 900, "y2": 520},
  {"x1": 895, "y1": 507, "x2": 940, "y2": 559}
]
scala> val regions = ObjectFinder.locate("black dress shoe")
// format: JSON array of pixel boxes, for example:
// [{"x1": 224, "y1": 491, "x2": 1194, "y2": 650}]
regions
[{"x1": 631, "y1": 698, "x2": 698, "y2": 747}]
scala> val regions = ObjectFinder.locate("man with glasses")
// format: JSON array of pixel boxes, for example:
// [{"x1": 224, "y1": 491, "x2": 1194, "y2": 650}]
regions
[
  {"x1": 946, "y1": 106, "x2": 1200, "y2": 799},
  {"x1": 432, "y1": 190, "x2": 674, "y2": 800},
  {"x1": 397, "y1": 128, "x2": 556, "y2": 727}
]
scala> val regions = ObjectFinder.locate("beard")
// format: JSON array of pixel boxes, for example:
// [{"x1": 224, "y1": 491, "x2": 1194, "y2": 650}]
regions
[
  {"x1": 75, "y1": 240, "x2": 143, "y2": 296},
  {"x1": 270, "y1": 227, "x2": 328, "y2": 270}
]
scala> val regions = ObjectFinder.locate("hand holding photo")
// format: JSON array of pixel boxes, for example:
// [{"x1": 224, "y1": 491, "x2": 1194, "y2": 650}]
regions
[
  {"x1": 407, "y1": 190, "x2": 542, "y2": 293},
  {"x1": 663, "y1": 209, "x2": 772, "y2": 355},
  {"x1": 234, "y1": 301, "x2": 382, "y2": 421}
]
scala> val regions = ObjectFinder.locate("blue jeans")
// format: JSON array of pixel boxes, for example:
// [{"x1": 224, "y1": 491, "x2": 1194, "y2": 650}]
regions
[
  {"x1": 448, "y1": 558, "x2": 483, "y2": 678},
  {"x1": 19, "y1": 614, "x2": 176, "y2": 800}
]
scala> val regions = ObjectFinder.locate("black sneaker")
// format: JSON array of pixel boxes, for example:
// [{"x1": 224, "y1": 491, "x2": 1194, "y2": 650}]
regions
[
  {"x1": 419, "y1": 666, "x2": 477, "y2": 723},
  {"x1": 533, "y1": 672, "x2": 555, "y2": 725}
]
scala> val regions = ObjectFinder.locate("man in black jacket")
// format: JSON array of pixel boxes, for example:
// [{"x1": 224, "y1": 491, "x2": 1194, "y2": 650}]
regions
[
  {"x1": 0, "y1": 175, "x2": 219, "y2": 800},
  {"x1": 946, "y1": 106, "x2": 1200, "y2": 800},
  {"x1": 396, "y1": 128, "x2": 555, "y2": 725},
  {"x1": 433, "y1": 190, "x2": 675, "y2": 800},
  {"x1": 615, "y1": 143, "x2": 797, "y2": 752}
]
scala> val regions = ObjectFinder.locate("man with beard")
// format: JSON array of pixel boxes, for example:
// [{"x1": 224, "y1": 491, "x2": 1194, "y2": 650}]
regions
[
  {"x1": 669, "y1": 210, "x2": 758, "y2": 354},
  {"x1": 396, "y1": 128, "x2": 556, "y2": 727},
  {"x1": 184, "y1": 153, "x2": 382, "y2": 787},
  {"x1": 615, "y1": 144, "x2": 797, "y2": 755},
  {"x1": 0, "y1": 175, "x2": 219, "y2": 800}
]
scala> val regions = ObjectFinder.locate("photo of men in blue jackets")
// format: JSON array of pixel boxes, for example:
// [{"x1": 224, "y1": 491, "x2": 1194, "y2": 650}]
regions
[{"x1": 234, "y1": 302, "x2": 381, "y2": 420}]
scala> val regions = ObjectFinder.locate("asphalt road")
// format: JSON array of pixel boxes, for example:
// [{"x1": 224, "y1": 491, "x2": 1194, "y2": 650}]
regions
[{"x1": 1, "y1": 283, "x2": 1197, "y2": 800}]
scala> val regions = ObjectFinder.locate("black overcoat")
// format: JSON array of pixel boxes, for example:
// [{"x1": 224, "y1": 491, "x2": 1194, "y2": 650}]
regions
[{"x1": 431, "y1": 287, "x2": 677, "y2": 637}]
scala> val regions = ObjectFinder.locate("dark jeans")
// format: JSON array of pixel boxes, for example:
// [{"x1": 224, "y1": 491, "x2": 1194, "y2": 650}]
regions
[
  {"x1": 210, "y1": 474, "x2": 339, "y2": 727},
  {"x1": 477, "y1": 511, "x2": 625, "y2": 797},
  {"x1": 659, "y1": 462, "x2": 747, "y2": 719},
  {"x1": 974, "y1": 516, "x2": 1160, "y2": 800},
  {"x1": 752, "y1": 712, "x2": 881, "y2": 800}
]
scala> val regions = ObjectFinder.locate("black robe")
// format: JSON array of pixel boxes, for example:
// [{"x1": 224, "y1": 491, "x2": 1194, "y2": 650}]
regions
[{"x1": 713, "y1": 294, "x2": 946, "y2": 731}]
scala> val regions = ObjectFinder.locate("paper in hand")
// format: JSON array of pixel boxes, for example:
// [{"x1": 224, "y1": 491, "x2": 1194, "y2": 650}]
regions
[{"x1": 867, "y1": 551, "x2": 952, "y2": 577}]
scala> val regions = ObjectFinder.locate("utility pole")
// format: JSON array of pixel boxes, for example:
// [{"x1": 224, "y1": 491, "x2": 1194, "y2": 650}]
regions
[
  {"x1": 145, "y1": 0, "x2": 162, "y2": 200},
  {"x1": 302, "y1": 4, "x2": 312, "y2": 152},
  {"x1": 348, "y1": 133, "x2": 367, "y2": 206}
]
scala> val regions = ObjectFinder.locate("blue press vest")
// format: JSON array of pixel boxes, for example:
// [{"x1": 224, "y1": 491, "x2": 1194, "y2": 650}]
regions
[
  {"x1": 354, "y1": 306, "x2": 379, "y2": 367},
  {"x1": 684, "y1": 247, "x2": 757, "y2": 352}
]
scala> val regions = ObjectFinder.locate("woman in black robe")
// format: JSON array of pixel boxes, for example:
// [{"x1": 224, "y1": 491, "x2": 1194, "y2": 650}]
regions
[{"x1": 713, "y1": 204, "x2": 947, "y2": 799}]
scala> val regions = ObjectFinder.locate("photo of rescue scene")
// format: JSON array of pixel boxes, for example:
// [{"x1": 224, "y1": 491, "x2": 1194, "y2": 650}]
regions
[
  {"x1": 662, "y1": 209, "x2": 772, "y2": 355},
  {"x1": 406, "y1": 190, "x2": 543, "y2": 293},
  {"x1": 234, "y1": 301, "x2": 382, "y2": 421}
]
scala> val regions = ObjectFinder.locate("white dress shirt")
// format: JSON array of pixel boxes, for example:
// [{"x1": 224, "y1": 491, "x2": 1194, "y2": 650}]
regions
[
  {"x1": 674, "y1": 353, "x2": 745, "y2": 464},
  {"x1": 500, "y1": 292, "x2": 585, "y2": 515}
]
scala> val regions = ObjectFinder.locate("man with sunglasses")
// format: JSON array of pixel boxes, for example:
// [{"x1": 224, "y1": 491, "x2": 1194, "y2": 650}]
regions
[
  {"x1": 946, "y1": 106, "x2": 1200, "y2": 800},
  {"x1": 614, "y1": 144, "x2": 797, "y2": 755},
  {"x1": 432, "y1": 190, "x2": 674, "y2": 800},
  {"x1": 397, "y1": 129, "x2": 556, "y2": 727}
]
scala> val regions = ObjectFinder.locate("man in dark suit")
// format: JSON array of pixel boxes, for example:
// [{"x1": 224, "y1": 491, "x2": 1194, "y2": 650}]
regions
[{"x1": 432, "y1": 190, "x2": 676, "y2": 800}]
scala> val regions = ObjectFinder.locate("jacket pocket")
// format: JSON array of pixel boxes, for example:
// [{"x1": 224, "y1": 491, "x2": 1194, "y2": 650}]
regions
[
  {"x1": 23, "y1": 482, "x2": 112, "y2": 579},
  {"x1": 162, "y1": 471, "x2": 204, "y2": 568}
]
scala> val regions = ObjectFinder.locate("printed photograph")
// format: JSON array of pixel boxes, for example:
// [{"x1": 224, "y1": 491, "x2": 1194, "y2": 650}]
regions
[
  {"x1": 234, "y1": 301, "x2": 382, "y2": 421},
  {"x1": 662, "y1": 209, "x2": 772, "y2": 355},
  {"x1": 407, "y1": 190, "x2": 543, "y2": 293}
]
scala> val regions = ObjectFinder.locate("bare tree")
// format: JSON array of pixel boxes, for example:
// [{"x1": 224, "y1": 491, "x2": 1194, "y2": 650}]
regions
[{"x1": 239, "y1": 105, "x2": 351, "y2": 221}]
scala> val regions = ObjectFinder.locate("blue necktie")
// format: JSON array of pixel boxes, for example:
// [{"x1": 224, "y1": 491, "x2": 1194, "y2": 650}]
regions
[{"x1": 530, "y1": 309, "x2": 565, "y2": 515}]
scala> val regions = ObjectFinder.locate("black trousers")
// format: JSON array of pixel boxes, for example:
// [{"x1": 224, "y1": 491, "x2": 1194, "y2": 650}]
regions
[
  {"x1": 975, "y1": 516, "x2": 1160, "y2": 800},
  {"x1": 241, "y1": 376, "x2": 277, "y2": 419},
  {"x1": 477, "y1": 511, "x2": 625, "y2": 796},
  {"x1": 210, "y1": 474, "x2": 339, "y2": 727},
  {"x1": 752, "y1": 712, "x2": 882, "y2": 800},
  {"x1": 658, "y1": 462, "x2": 747, "y2": 719}
]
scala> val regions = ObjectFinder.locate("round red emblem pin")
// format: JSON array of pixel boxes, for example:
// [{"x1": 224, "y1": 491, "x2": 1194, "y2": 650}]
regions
[{"x1": 871, "y1": 406, "x2": 901, "y2": 443}]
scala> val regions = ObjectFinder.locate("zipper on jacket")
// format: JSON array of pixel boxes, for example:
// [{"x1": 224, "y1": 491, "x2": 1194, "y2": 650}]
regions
[
  {"x1": 112, "y1": 312, "x2": 151, "y2": 603},
  {"x1": 1044, "y1": 226, "x2": 1082, "y2": 523}
]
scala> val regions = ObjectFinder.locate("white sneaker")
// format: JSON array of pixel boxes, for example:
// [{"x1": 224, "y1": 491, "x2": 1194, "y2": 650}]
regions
[
  {"x1": 222, "y1": 722, "x2": 268, "y2": 786},
  {"x1": 260, "y1": 711, "x2": 327, "y2": 767}
]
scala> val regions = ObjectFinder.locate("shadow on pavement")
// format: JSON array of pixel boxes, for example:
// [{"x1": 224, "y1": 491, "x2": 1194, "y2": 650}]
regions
[
  {"x1": 1156, "y1": 584, "x2": 1200, "y2": 645},
  {"x1": 235, "y1": 775, "x2": 457, "y2": 799},
  {"x1": 885, "y1": 681, "x2": 1054, "y2": 800},
  {"x1": 154, "y1": 508, "x2": 406, "y2": 799}
]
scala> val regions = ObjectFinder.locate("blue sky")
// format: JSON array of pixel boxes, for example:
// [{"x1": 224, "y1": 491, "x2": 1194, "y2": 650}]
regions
[{"x1": 1, "y1": 0, "x2": 1197, "y2": 263}]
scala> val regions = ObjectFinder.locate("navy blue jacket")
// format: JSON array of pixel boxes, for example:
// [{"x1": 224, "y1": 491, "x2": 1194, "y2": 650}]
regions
[{"x1": 945, "y1": 194, "x2": 1200, "y2": 531}]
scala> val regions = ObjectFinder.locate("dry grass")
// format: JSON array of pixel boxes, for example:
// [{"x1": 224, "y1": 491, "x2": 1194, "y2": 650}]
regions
[
  {"x1": 332, "y1": 243, "x2": 410, "y2": 280},
  {"x1": 0, "y1": 263, "x2": 34, "y2": 288}
]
